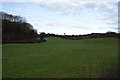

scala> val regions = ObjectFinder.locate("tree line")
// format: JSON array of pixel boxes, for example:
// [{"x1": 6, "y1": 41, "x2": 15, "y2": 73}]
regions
[
  {"x1": 1, "y1": 11, "x2": 119, "y2": 44},
  {"x1": 44, "y1": 32, "x2": 120, "y2": 40},
  {"x1": 0, "y1": 11, "x2": 26, "y2": 23},
  {"x1": 1, "y1": 11, "x2": 38, "y2": 43}
]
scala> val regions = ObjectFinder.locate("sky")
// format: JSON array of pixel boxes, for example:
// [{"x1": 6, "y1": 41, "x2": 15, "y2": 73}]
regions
[{"x1": 1, "y1": 0, "x2": 119, "y2": 35}]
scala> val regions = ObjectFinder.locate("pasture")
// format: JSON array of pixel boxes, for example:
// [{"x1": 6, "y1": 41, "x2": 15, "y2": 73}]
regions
[{"x1": 2, "y1": 37, "x2": 118, "y2": 78}]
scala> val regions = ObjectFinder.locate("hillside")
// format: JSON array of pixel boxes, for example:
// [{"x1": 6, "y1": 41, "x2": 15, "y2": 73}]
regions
[{"x1": 3, "y1": 37, "x2": 118, "y2": 78}]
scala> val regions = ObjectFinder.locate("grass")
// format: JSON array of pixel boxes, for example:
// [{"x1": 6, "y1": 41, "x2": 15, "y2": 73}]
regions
[{"x1": 2, "y1": 37, "x2": 118, "y2": 78}]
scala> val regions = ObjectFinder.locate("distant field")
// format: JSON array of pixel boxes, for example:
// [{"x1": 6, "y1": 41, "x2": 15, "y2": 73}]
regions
[{"x1": 2, "y1": 37, "x2": 118, "y2": 78}]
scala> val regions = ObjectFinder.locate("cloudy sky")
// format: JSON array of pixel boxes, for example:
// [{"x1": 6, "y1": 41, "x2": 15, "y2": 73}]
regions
[{"x1": 1, "y1": 0, "x2": 119, "y2": 35}]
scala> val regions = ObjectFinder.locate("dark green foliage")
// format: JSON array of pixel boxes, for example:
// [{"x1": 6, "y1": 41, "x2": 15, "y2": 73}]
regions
[
  {"x1": 2, "y1": 20, "x2": 38, "y2": 40},
  {"x1": 1, "y1": 12, "x2": 38, "y2": 42},
  {"x1": 0, "y1": 11, "x2": 26, "y2": 23},
  {"x1": 39, "y1": 32, "x2": 47, "y2": 40}
]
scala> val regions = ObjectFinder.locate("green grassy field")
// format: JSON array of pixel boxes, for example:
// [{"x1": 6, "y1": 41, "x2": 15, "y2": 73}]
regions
[{"x1": 2, "y1": 37, "x2": 118, "y2": 78}]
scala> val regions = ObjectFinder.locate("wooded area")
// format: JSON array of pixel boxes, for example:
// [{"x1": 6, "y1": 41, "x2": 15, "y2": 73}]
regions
[{"x1": 1, "y1": 11, "x2": 39, "y2": 44}]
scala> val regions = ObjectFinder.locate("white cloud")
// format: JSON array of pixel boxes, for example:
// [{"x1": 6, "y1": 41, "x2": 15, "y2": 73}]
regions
[
  {"x1": 3, "y1": 1, "x2": 117, "y2": 16},
  {"x1": 39, "y1": 22, "x2": 90, "y2": 30},
  {"x1": 42, "y1": 22, "x2": 63, "y2": 26},
  {"x1": 2, "y1": 0, "x2": 118, "y2": 34},
  {"x1": 98, "y1": 2, "x2": 116, "y2": 12},
  {"x1": 79, "y1": 1, "x2": 96, "y2": 8},
  {"x1": 96, "y1": 10, "x2": 118, "y2": 26},
  {"x1": 107, "y1": 21, "x2": 118, "y2": 25},
  {"x1": 96, "y1": 13, "x2": 110, "y2": 20},
  {"x1": 24, "y1": 15, "x2": 42, "y2": 22},
  {"x1": 35, "y1": 1, "x2": 117, "y2": 16},
  {"x1": 69, "y1": 25, "x2": 89, "y2": 29},
  {"x1": 2, "y1": 0, "x2": 118, "y2": 2},
  {"x1": 77, "y1": 19, "x2": 89, "y2": 23},
  {"x1": 36, "y1": 2, "x2": 83, "y2": 15}
]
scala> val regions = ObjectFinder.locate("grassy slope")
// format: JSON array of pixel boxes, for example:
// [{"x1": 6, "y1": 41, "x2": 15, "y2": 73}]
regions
[{"x1": 2, "y1": 37, "x2": 118, "y2": 78}]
